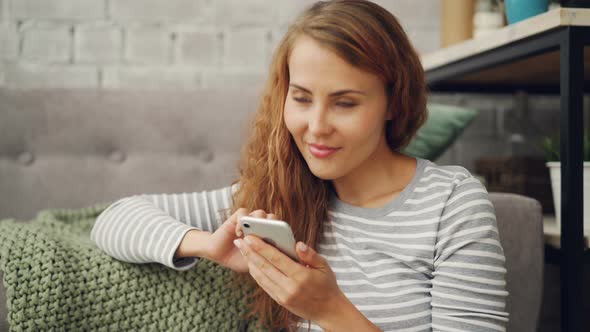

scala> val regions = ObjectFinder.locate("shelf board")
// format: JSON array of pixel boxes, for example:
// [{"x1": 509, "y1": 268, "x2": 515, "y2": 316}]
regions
[
  {"x1": 431, "y1": 48, "x2": 590, "y2": 88},
  {"x1": 421, "y1": 7, "x2": 590, "y2": 71},
  {"x1": 421, "y1": 7, "x2": 590, "y2": 89}
]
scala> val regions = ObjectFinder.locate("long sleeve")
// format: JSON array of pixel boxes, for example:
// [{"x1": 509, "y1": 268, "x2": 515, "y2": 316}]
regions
[
  {"x1": 90, "y1": 183, "x2": 239, "y2": 271},
  {"x1": 431, "y1": 176, "x2": 509, "y2": 331}
]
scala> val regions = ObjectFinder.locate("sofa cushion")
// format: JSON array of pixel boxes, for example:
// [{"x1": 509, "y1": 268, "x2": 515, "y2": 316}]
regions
[{"x1": 403, "y1": 103, "x2": 477, "y2": 161}]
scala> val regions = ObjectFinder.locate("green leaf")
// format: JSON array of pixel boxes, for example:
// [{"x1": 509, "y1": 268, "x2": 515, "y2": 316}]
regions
[{"x1": 541, "y1": 129, "x2": 590, "y2": 162}]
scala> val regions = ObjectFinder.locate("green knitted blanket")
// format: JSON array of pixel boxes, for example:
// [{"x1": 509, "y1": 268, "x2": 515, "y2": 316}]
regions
[{"x1": 0, "y1": 204, "x2": 265, "y2": 331}]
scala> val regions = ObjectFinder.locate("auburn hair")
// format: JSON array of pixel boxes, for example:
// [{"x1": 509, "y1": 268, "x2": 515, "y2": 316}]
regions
[{"x1": 225, "y1": 1, "x2": 428, "y2": 330}]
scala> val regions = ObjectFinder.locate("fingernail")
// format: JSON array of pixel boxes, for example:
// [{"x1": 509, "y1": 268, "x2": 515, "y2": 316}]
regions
[
  {"x1": 237, "y1": 230, "x2": 242, "y2": 237},
  {"x1": 299, "y1": 242, "x2": 308, "y2": 252},
  {"x1": 244, "y1": 236, "x2": 253, "y2": 245},
  {"x1": 233, "y1": 239, "x2": 241, "y2": 248}
]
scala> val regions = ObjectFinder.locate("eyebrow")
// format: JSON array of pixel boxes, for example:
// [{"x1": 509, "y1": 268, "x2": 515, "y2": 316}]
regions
[{"x1": 289, "y1": 84, "x2": 367, "y2": 97}]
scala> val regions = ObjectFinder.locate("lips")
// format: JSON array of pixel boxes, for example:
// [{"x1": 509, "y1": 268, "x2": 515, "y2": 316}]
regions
[
  {"x1": 309, "y1": 143, "x2": 338, "y2": 150},
  {"x1": 308, "y1": 143, "x2": 340, "y2": 158}
]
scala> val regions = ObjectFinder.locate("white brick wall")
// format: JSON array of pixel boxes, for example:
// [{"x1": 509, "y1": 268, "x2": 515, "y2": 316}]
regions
[
  {"x1": 216, "y1": 0, "x2": 278, "y2": 26},
  {"x1": 109, "y1": 0, "x2": 212, "y2": 22},
  {"x1": 224, "y1": 28, "x2": 270, "y2": 69},
  {"x1": 21, "y1": 22, "x2": 71, "y2": 62},
  {"x1": 11, "y1": 0, "x2": 105, "y2": 20},
  {"x1": 125, "y1": 25, "x2": 171, "y2": 64},
  {"x1": 176, "y1": 28, "x2": 221, "y2": 66},
  {"x1": 4, "y1": 63, "x2": 97, "y2": 88},
  {"x1": 1, "y1": 22, "x2": 18, "y2": 60},
  {"x1": 75, "y1": 23, "x2": 122, "y2": 64},
  {"x1": 0, "y1": 0, "x2": 442, "y2": 90}
]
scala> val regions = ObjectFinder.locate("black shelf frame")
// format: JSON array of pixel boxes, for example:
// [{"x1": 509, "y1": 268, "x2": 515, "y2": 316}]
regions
[{"x1": 425, "y1": 25, "x2": 589, "y2": 332}]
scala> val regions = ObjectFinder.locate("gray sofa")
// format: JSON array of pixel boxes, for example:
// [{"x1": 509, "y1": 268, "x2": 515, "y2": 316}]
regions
[{"x1": 0, "y1": 88, "x2": 544, "y2": 331}]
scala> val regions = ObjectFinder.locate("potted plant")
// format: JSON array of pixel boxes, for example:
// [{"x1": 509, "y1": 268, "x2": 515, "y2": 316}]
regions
[{"x1": 540, "y1": 130, "x2": 590, "y2": 230}]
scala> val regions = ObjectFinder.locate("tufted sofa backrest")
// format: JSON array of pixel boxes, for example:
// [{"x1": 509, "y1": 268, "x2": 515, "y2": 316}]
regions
[{"x1": 0, "y1": 88, "x2": 263, "y2": 221}]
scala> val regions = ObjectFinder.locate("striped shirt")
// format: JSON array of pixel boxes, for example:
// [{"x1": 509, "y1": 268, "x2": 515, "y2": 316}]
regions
[{"x1": 90, "y1": 156, "x2": 509, "y2": 331}]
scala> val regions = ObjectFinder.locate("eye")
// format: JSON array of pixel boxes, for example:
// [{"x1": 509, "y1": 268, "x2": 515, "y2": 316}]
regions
[
  {"x1": 293, "y1": 97, "x2": 311, "y2": 104},
  {"x1": 336, "y1": 102, "x2": 357, "y2": 108}
]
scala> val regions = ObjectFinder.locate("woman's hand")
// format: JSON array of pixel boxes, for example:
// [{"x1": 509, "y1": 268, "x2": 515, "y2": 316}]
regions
[
  {"x1": 205, "y1": 208, "x2": 276, "y2": 273},
  {"x1": 233, "y1": 221, "x2": 346, "y2": 324},
  {"x1": 203, "y1": 208, "x2": 249, "y2": 272}
]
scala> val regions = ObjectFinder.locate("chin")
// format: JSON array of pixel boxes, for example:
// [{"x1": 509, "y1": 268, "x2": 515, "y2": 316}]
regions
[
  {"x1": 305, "y1": 163, "x2": 341, "y2": 180},
  {"x1": 298, "y1": 147, "x2": 344, "y2": 180},
  {"x1": 310, "y1": 171, "x2": 334, "y2": 180}
]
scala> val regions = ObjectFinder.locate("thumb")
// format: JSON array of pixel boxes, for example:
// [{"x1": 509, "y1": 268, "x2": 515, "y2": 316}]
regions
[{"x1": 296, "y1": 242, "x2": 325, "y2": 268}]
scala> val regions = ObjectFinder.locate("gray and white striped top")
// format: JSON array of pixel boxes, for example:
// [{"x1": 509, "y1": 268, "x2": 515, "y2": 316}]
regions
[{"x1": 90, "y1": 157, "x2": 509, "y2": 332}]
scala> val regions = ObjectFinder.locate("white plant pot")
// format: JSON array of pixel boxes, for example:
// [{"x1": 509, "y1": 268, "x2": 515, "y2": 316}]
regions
[{"x1": 546, "y1": 162, "x2": 590, "y2": 231}]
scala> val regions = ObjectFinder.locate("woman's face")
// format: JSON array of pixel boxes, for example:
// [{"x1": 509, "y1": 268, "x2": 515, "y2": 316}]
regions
[{"x1": 284, "y1": 35, "x2": 392, "y2": 180}]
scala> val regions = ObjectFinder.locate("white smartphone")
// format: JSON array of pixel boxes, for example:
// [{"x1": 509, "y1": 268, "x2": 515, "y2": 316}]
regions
[{"x1": 239, "y1": 216, "x2": 299, "y2": 262}]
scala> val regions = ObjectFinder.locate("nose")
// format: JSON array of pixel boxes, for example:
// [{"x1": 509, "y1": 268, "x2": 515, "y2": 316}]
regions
[{"x1": 308, "y1": 103, "x2": 332, "y2": 136}]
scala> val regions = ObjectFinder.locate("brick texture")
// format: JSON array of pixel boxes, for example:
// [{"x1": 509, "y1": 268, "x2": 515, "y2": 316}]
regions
[
  {"x1": 10, "y1": 0, "x2": 105, "y2": 20},
  {"x1": 4, "y1": 63, "x2": 97, "y2": 87},
  {"x1": 125, "y1": 25, "x2": 171, "y2": 64},
  {"x1": 224, "y1": 28, "x2": 269, "y2": 69},
  {"x1": 75, "y1": 24, "x2": 122, "y2": 63},
  {"x1": 21, "y1": 23, "x2": 71, "y2": 62},
  {"x1": 176, "y1": 29, "x2": 221, "y2": 66},
  {"x1": 109, "y1": 0, "x2": 212, "y2": 22}
]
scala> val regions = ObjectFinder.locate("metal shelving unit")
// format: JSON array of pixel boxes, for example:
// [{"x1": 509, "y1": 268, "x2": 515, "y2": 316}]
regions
[{"x1": 421, "y1": 7, "x2": 589, "y2": 331}]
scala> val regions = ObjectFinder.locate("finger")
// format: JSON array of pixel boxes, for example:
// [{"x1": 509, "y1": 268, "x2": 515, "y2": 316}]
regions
[
  {"x1": 248, "y1": 209, "x2": 267, "y2": 218},
  {"x1": 228, "y1": 208, "x2": 249, "y2": 224},
  {"x1": 238, "y1": 238, "x2": 292, "y2": 291},
  {"x1": 242, "y1": 235, "x2": 301, "y2": 280},
  {"x1": 247, "y1": 259, "x2": 286, "y2": 305},
  {"x1": 234, "y1": 208, "x2": 249, "y2": 237},
  {"x1": 223, "y1": 208, "x2": 245, "y2": 234},
  {"x1": 267, "y1": 213, "x2": 278, "y2": 220}
]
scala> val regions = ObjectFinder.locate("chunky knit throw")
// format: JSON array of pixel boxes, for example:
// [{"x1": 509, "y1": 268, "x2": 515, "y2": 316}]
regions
[{"x1": 0, "y1": 204, "x2": 265, "y2": 331}]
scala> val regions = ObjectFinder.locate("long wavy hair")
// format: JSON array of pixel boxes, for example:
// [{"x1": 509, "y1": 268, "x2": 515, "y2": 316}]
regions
[{"x1": 225, "y1": 1, "x2": 428, "y2": 330}]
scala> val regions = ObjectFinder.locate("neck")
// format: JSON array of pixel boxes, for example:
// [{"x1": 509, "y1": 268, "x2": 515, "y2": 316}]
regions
[{"x1": 332, "y1": 145, "x2": 411, "y2": 207}]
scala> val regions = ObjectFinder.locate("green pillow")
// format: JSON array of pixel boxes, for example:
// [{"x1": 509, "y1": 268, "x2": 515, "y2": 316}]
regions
[{"x1": 402, "y1": 103, "x2": 478, "y2": 161}]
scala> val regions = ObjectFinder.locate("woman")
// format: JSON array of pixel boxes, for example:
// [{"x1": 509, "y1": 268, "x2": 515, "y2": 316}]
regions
[{"x1": 91, "y1": 1, "x2": 509, "y2": 331}]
